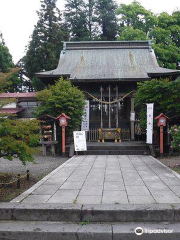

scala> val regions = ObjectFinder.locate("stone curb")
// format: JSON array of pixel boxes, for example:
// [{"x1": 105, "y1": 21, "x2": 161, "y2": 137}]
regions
[
  {"x1": 0, "y1": 221, "x2": 180, "y2": 240},
  {"x1": 0, "y1": 203, "x2": 180, "y2": 223},
  {"x1": 11, "y1": 156, "x2": 75, "y2": 203},
  {"x1": 149, "y1": 156, "x2": 180, "y2": 181}
]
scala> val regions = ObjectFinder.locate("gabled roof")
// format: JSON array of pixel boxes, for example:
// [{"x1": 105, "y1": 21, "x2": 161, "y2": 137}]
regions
[{"x1": 36, "y1": 41, "x2": 179, "y2": 82}]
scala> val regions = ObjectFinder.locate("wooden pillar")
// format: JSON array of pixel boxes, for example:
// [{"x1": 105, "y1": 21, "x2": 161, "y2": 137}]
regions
[
  {"x1": 100, "y1": 86, "x2": 103, "y2": 128},
  {"x1": 130, "y1": 97, "x2": 135, "y2": 140},
  {"x1": 62, "y1": 126, "x2": 65, "y2": 157},
  {"x1": 160, "y1": 126, "x2": 164, "y2": 157},
  {"x1": 116, "y1": 85, "x2": 118, "y2": 128},
  {"x1": 109, "y1": 85, "x2": 111, "y2": 128}
]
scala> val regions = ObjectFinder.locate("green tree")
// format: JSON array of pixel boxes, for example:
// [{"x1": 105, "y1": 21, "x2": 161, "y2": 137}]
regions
[
  {"x1": 65, "y1": 0, "x2": 90, "y2": 40},
  {"x1": 0, "y1": 68, "x2": 20, "y2": 92},
  {"x1": 118, "y1": 26, "x2": 148, "y2": 41},
  {"x1": 24, "y1": 0, "x2": 69, "y2": 90},
  {"x1": 0, "y1": 118, "x2": 40, "y2": 165},
  {"x1": 135, "y1": 78, "x2": 180, "y2": 129},
  {"x1": 0, "y1": 32, "x2": 13, "y2": 73},
  {"x1": 95, "y1": 0, "x2": 118, "y2": 40},
  {"x1": 117, "y1": 1, "x2": 157, "y2": 34},
  {"x1": 86, "y1": 0, "x2": 96, "y2": 40},
  {"x1": 35, "y1": 77, "x2": 85, "y2": 135},
  {"x1": 0, "y1": 32, "x2": 22, "y2": 92},
  {"x1": 149, "y1": 12, "x2": 180, "y2": 69},
  {"x1": 116, "y1": 2, "x2": 180, "y2": 69},
  {"x1": 0, "y1": 70, "x2": 40, "y2": 165}
]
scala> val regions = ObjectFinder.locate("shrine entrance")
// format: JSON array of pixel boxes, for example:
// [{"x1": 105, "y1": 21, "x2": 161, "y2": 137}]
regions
[{"x1": 86, "y1": 84, "x2": 135, "y2": 142}]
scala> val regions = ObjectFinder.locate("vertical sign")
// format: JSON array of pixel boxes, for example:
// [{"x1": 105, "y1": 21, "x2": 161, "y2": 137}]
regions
[
  {"x1": 73, "y1": 131, "x2": 87, "y2": 151},
  {"x1": 81, "y1": 100, "x2": 89, "y2": 131},
  {"x1": 146, "y1": 103, "x2": 154, "y2": 144}
]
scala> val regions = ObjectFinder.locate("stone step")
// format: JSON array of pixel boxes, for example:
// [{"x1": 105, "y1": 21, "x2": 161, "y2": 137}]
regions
[
  {"x1": 87, "y1": 145, "x2": 148, "y2": 150},
  {"x1": 1, "y1": 203, "x2": 180, "y2": 223},
  {"x1": 0, "y1": 220, "x2": 180, "y2": 240},
  {"x1": 84, "y1": 150, "x2": 149, "y2": 155}
]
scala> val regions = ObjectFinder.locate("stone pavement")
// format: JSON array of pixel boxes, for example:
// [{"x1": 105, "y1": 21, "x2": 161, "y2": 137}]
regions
[{"x1": 12, "y1": 155, "x2": 180, "y2": 204}]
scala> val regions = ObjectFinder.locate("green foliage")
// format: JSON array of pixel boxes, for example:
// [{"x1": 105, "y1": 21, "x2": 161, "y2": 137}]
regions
[
  {"x1": 64, "y1": 0, "x2": 117, "y2": 41},
  {"x1": 65, "y1": 0, "x2": 90, "y2": 40},
  {"x1": 0, "y1": 68, "x2": 21, "y2": 93},
  {"x1": 0, "y1": 119, "x2": 40, "y2": 165},
  {"x1": 23, "y1": 0, "x2": 69, "y2": 90},
  {"x1": 116, "y1": 1, "x2": 180, "y2": 69},
  {"x1": 118, "y1": 26, "x2": 148, "y2": 41},
  {"x1": 0, "y1": 33, "x2": 14, "y2": 73},
  {"x1": 0, "y1": 67, "x2": 40, "y2": 165},
  {"x1": 135, "y1": 78, "x2": 180, "y2": 129},
  {"x1": 95, "y1": 0, "x2": 117, "y2": 40},
  {"x1": 35, "y1": 77, "x2": 85, "y2": 135},
  {"x1": 117, "y1": 1, "x2": 157, "y2": 34},
  {"x1": 170, "y1": 125, "x2": 180, "y2": 151}
]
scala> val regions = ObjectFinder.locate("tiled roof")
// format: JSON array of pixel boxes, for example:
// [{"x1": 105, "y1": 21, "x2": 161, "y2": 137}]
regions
[
  {"x1": 36, "y1": 41, "x2": 179, "y2": 82},
  {"x1": 0, "y1": 92, "x2": 36, "y2": 98},
  {"x1": 0, "y1": 108, "x2": 25, "y2": 114}
]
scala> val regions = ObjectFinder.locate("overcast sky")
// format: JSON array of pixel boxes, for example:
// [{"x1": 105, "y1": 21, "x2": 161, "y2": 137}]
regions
[{"x1": 0, "y1": 0, "x2": 179, "y2": 63}]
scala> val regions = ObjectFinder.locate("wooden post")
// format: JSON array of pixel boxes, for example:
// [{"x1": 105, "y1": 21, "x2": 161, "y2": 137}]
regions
[
  {"x1": 109, "y1": 85, "x2": 111, "y2": 128},
  {"x1": 26, "y1": 170, "x2": 29, "y2": 181},
  {"x1": 100, "y1": 86, "x2": 103, "y2": 128},
  {"x1": 17, "y1": 174, "x2": 20, "y2": 189},
  {"x1": 62, "y1": 126, "x2": 65, "y2": 157},
  {"x1": 160, "y1": 126, "x2": 164, "y2": 157},
  {"x1": 130, "y1": 97, "x2": 135, "y2": 140},
  {"x1": 116, "y1": 85, "x2": 118, "y2": 128}
]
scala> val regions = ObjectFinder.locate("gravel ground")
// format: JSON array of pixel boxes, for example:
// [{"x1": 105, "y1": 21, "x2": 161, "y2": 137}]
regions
[
  {"x1": 0, "y1": 154, "x2": 68, "y2": 181},
  {"x1": 157, "y1": 155, "x2": 180, "y2": 167}
]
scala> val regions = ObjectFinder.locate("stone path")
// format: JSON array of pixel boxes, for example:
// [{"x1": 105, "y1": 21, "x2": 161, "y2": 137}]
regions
[{"x1": 12, "y1": 155, "x2": 180, "y2": 204}]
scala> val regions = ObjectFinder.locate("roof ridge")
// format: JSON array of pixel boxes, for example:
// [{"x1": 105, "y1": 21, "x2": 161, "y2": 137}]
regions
[{"x1": 64, "y1": 41, "x2": 151, "y2": 51}]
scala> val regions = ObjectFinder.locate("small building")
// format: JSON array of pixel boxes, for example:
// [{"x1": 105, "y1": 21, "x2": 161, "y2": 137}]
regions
[
  {"x1": 36, "y1": 41, "x2": 179, "y2": 141},
  {"x1": 0, "y1": 92, "x2": 37, "y2": 118}
]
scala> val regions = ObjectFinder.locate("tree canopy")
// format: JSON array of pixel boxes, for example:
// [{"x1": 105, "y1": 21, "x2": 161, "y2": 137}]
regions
[
  {"x1": 117, "y1": 1, "x2": 180, "y2": 69},
  {"x1": 35, "y1": 77, "x2": 85, "y2": 135},
  {"x1": 0, "y1": 33, "x2": 14, "y2": 73},
  {"x1": 0, "y1": 36, "x2": 40, "y2": 165},
  {"x1": 21, "y1": 0, "x2": 180, "y2": 88},
  {"x1": 65, "y1": 0, "x2": 90, "y2": 40},
  {"x1": 23, "y1": 0, "x2": 69, "y2": 90},
  {"x1": 135, "y1": 78, "x2": 180, "y2": 129},
  {"x1": 0, "y1": 70, "x2": 40, "y2": 165}
]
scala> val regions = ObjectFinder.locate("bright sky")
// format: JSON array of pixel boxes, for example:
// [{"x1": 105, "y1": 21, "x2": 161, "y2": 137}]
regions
[{"x1": 0, "y1": 0, "x2": 179, "y2": 63}]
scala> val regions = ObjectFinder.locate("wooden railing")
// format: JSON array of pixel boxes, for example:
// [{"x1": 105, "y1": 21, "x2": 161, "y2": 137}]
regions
[
  {"x1": 87, "y1": 128, "x2": 130, "y2": 142},
  {"x1": 121, "y1": 128, "x2": 130, "y2": 141},
  {"x1": 88, "y1": 128, "x2": 99, "y2": 142}
]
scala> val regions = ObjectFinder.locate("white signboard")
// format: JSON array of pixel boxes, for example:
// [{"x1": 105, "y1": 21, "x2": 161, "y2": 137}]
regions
[
  {"x1": 81, "y1": 100, "x2": 89, "y2": 131},
  {"x1": 130, "y1": 112, "x2": 135, "y2": 121},
  {"x1": 146, "y1": 103, "x2": 154, "y2": 144},
  {"x1": 73, "y1": 131, "x2": 87, "y2": 151}
]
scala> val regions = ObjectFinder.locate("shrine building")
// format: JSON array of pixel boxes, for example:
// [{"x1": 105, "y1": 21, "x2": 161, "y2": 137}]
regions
[{"x1": 36, "y1": 41, "x2": 179, "y2": 141}]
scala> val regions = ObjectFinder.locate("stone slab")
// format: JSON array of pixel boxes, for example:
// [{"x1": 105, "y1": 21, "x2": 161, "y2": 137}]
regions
[
  {"x1": 113, "y1": 222, "x2": 180, "y2": 240},
  {"x1": 81, "y1": 204, "x2": 174, "y2": 222},
  {"x1": 0, "y1": 221, "x2": 80, "y2": 240},
  {"x1": 13, "y1": 203, "x2": 82, "y2": 222},
  {"x1": 77, "y1": 223, "x2": 112, "y2": 240},
  {"x1": 47, "y1": 190, "x2": 79, "y2": 204},
  {"x1": 102, "y1": 191, "x2": 128, "y2": 204},
  {"x1": 126, "y1": 186, "x2": 151, "y2": 196},
  {"x1": 76, "y1": 196, "x2": 102, "y2": 204}
]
